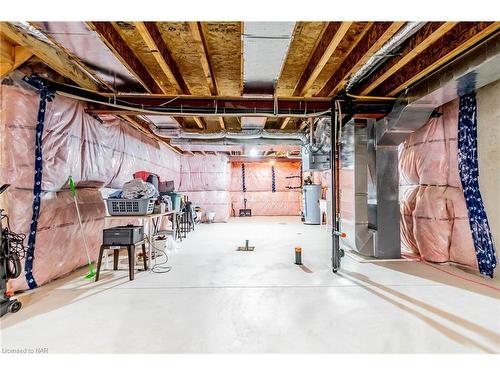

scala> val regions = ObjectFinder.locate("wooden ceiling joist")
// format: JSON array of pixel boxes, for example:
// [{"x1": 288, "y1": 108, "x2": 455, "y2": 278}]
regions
[
  {"x1": 293, "y1": 22, "x2": 353, "y2": 97},
  {"x1": 188, "y1": 21, "x2": 218, "y2": 96},
  {"x1": 0, "y1": 22, "x2": 101, "y2": 90},
  {"x1": 376, "y1": 22, "x2": 500, "y2": 96},
  {"x1": 279, "y1": 117, "x2": 292, "y2": 130},
  {"x1": 0, "y1": 37, "x2": 33, "y2": 78},
  {"x1": 134, "y1": 22, "x2": 190, "y2": 95},
  {"x1": 90, "y1": 22, "x2": 206, "y2": 130},
  {"x1": 316, "y1": 22, "x2": 405, "y2": 97},
  {"x1": 193, "y1": 117, "x2": 206, "y2": 130},
  {"x1": 88, "y1": 22, "x2": 163, "y2": 94},
  {"x1": 218, "y1": 117, "x2": 226, "y2": 130},
  {"x1": 357, "y1": 22, "x2": 458, "y2": 95}
]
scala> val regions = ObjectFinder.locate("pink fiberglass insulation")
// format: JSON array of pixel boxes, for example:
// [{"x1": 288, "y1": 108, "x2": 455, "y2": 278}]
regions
[
  {"x1": 1, "y1": 85, "x2": 181, "y2": 191},
  {"x1": 230, "y1": 161, "x2": 302, "y2": 192},
  {"x1": 6, "y1": 189, "x2": 105, "y2": 291},
  {"x1": 184, "y1": 191, "x2": 232, "y2": 223},
  {"x1": 179, "y1": 154, "x2": 231, "y2": 222},
  {"x1": 230, "y1": 191, "x2": 301, "y2": 216},
  {"x1": 179, "y1": 154, "x2": 230, "y2": 191},
  {"x1": 399, "y1": 98, "x2": 477, "y2": 269},
  {"x1": 1, "y1": 84, "x2": 181, "y2": 291},
  {"x1": 230, "y1": 161, "x2": 302, "y2": 216}
]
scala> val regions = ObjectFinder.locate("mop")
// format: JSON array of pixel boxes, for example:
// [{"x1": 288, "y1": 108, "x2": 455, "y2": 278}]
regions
[{"x1": 68, "y1": 176, "x2": 97, "y2": 279}]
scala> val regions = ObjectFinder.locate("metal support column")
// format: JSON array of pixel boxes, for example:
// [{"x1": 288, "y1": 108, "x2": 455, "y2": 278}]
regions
[{"x1": 331, "y1": 100, "x2": 341, "y2": 272}]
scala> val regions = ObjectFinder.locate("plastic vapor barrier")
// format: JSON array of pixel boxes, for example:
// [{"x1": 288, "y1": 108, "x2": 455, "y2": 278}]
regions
[
  {"x1": 1, "y1": 84, "x2": 181, "y2": 291},
  {"x1": 179, "y1": 154, "x2": 231, "y2": 222},
  {"x1": 230, "y1": 161, "x2": 301, "y2": 216},
  {"x1": 399, "y1": 98, "x2": 478, "y2": 269}
]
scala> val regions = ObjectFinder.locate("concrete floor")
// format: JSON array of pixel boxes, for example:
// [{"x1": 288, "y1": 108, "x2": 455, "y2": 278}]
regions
[{"x1": 1, "y1": 216, "x2": 499, "y2": 353}]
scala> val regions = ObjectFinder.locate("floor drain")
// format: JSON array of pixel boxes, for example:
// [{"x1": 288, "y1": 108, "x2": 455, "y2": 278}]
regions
[{"x1": 237, "y1": 240, "x2": 255, "y2": 251}]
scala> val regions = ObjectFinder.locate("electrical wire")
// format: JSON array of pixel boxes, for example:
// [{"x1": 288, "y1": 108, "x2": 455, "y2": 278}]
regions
[
  {"x1": 147, "y1": 236, "x2": 173, "y2": 274},
  {"x1": 143, "y1": 218, "x2": 173, "y2": 274},
  {"x1": 1, "y1": 213, "x2": 26, "y2": 279}
]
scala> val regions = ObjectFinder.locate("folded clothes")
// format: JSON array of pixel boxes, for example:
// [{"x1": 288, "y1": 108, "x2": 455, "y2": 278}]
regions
[{"x1": 122, "y1": 178, "x2": 158, "y2": 199}]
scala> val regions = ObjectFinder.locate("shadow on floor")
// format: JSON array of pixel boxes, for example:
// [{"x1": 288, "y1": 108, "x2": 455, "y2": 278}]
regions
[
  {"x1": 373, "y1": 260, "x2": 500, "y2": 299},
  {"x1": 2, "y1": 266, "x2": 136, "y2": 329},
  {"x1": 339, "y1": 269, "x2": 500, "y2": 353}
]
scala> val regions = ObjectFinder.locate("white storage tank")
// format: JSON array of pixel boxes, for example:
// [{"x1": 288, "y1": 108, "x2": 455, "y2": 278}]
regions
[{"x1": 303, "y1": 184, "x2": 321, "y2": 225}]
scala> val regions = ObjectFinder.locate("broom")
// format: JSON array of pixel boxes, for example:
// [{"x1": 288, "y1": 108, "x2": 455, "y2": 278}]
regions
[{"x1": 69, "y1": 176, "x2": 97, "y2": 279}]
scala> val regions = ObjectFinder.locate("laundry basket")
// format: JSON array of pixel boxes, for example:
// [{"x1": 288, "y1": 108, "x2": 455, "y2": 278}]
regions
[{"x1": 105, "y1": 198, "x2": 155, "y2": 216}]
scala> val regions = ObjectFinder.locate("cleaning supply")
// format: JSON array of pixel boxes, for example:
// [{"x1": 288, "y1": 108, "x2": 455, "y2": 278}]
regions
[{"x1": 68, "y1": 176, "x2": 97, "y2": 279}]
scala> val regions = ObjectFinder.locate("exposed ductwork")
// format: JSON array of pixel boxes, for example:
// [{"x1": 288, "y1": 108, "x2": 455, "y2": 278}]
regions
[
  {"x1": 339, "y1": 118, "x2": 401, "y2": 259},
  {"x1": 339, "y1": 119, "x2": 375, "y2": 256},
  {"x1": 345, "y1": 22, "x2": 426, "y2": 92},
  {"x1": 377, "y1": 30, "x2": 500, "y2": 145},
  {"x1": 150, "y1": 125, "x2": 309, "y2": 144},
  {"x1": 310, "y1": 118, "x2": 332, "y2": 153}
]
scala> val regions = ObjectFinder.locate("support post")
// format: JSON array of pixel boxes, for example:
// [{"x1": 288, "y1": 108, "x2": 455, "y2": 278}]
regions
[{"x1": 331, "y1": 100, "x2": 341, "y2": 272}]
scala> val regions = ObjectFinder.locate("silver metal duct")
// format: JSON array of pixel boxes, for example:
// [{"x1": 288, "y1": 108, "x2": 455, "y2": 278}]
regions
[
  {"x1": 311, "y1": 118, "x2": 332, "y2": 153},
  {"x1": 243, "y1": 22, "x2": 295, "y2": 93},
  {"x1": 345, "y1": 22, "x2": 425, "y2": 92},
  {"x1": 150, "y1": 125, "x2": 308, "y2": 144},
  {"x1": 339, "y1": 119, "x2": 375, "y2": 256},
  {"x1": 377, "y1": 31, "x2": 500, "y2": 145},
  {"x1": 339, "y1": 118, "x2": 401, "y2": 259},
  {"x1": 171, "y1": 139, "x2": 303, "y2": 146}
]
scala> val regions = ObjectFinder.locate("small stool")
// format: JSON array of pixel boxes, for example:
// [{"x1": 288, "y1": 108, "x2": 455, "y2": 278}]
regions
[{"x1": 95, "y1": 241, "x2": 147, "y2": 282}]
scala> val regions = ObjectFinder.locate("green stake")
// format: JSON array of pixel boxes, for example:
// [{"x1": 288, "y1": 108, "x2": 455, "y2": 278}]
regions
[{"x1": 69, "y1": 176, "x2": 97, "y2": 279}]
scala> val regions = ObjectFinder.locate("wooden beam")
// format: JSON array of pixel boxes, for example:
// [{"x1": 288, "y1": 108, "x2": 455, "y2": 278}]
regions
[
  {"x1": 279, "y1": 117, "x2": 292, "y2": 130},
  {"x1": 377, "y1": 22, "x2": 500, "y2": 96},
  {"x1": 358, "y1": 22, "x2": 458, "y2": 95},
  {"x1": 218, "y1": 117, "x2": 226, "y2": 130},
  {"x1": 316, "y1": 22, "x2": 405, "y2": 97},
  {"x1": 188, "y1": 21, "x2": 218, "y2": 95},
  {"x1": 0, "y1": 22, "x2": 101, "y2": 90},
  {"x1": 193, "y1": 117, "x2": 205, "y2": 130},
  {"x1": 294, "y1": 22, "x2": 353, "y2": 96},
  {"x1": 134, "y1": 22, "x2": 190, "y2": 95},
  {"x1": 0, "y1": 38, "x2": 33, "y2": 78},
  {"x1": 299, "y1": 120, "x2": 309, "y2": 131},
  {"x1": 88, "y1": 22, "x2": 163, "y2": 94}
]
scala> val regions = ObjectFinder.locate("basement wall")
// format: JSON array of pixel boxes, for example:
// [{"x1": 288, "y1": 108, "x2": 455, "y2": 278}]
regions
[
  {"x1": 179, "y1": 154, "x2": 231, "y2": 222},
  {"x1": 476, "y1": 79, "x2": 500, "y2": 251},
  {"x1": 230, "y1": 161, "x2": 302, "y2": 216},
  {"x1": 0, "y1": 83, "x2": 181, "y2": 291},
  {"x1": 400, "y1": 80, "x2": 499, "y2": 274}
]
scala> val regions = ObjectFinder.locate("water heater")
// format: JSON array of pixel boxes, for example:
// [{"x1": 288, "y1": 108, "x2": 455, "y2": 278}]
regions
[{"x1": 302, "y1": 184, "x2": 321, "y2": 225}]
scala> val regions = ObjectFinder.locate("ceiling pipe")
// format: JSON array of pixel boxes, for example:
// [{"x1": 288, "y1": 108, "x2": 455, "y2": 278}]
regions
[
  {"x1": 170, "y1": 138, "x2": 304, "y2": 146},
  {"x1": 345, "y1": 22, "x2": 426, "y2": 92},
  {"x1": 150, "y1": 125, "x2": 309, "y2": 144}
]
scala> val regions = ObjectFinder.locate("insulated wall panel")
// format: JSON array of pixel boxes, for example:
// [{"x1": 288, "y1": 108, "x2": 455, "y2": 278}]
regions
[{"x1": 0, "y1": 84, "x2": 181, "y2": 291}]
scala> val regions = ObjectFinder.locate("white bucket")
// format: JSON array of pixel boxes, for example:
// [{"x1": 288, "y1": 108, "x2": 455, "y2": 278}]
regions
[{"x1": 207, "y1": 211, "x2": 216, "y2": 223}]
